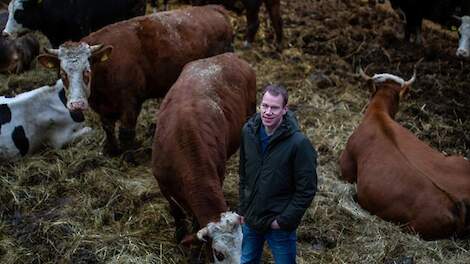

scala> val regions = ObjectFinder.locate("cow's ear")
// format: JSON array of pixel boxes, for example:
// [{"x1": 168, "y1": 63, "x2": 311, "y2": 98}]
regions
[
  {"x1": 180, "y1": 234, "x2": 197, "y2": 248},
  {"x1": 399, "y1": 84, "x2": 411, "y2": 99},
  {"x1": 37, "y1": 54, "x2": 60, "y2": 69},
  {"x1": 366, "y1": 80, "x2": 376, "y2": 94},
  {"x1": 91, "y1": 45, "x2": 113, "y2": 64}
]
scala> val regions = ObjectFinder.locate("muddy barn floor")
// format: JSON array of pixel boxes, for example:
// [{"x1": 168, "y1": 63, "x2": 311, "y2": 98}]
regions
[{"x1": 1, "y1": 0, "x2": 470, "y2": 263}]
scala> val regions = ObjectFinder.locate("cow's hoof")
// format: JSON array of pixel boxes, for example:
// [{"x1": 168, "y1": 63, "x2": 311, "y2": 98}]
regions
[
  {"x1": 102, "y1": 143, "x2": 121, "y2": 157},
  {"x1": 243, "y1": 41, "x2": 252, "y2": 49}
]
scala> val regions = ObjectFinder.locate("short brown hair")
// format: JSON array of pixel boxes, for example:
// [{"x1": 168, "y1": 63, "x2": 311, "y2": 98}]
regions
[{"x1": 263, "y1": 84, "x2": 288, "y2": 106}]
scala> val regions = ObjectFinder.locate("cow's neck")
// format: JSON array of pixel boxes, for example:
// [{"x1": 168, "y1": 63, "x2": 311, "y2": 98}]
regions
[
  {"x1": 365, "y1": 88, "x2": 400, "y2": 119},
  {"x1": 192, "y1": 196, "x2": 228, "y2": 227}
]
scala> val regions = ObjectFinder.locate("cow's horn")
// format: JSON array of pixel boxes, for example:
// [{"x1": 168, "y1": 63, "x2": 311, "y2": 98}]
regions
[
  {"x1": 90, "y1": 44, "x2": 103, "y2": 53},
  {"x1": 359, "y1": 67, "x2": 372, "y2": 81},
  {"x1": 44, "y1": 48, "x2": 59, "y2": 56},
  {"x1": 403, "y1": 69, "x2": 416, "y2": 87},
  {"x1": 196, "y1": 227, "x2": 209, "y2": 242},
  {"x1": 453, "y1": 15, "x2": 462, "y2": 21}
]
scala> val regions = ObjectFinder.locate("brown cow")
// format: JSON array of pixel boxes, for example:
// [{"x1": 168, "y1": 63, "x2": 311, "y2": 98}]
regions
[
  {"x1": 37, "y1": 5, "x2": 233, "y2": 156},
  {"x1": 152, "y1": 52, "x2": 256, "y2": 263},
  {"x1": 339, "y1": 70, "x2": 470, "y2": 240},
  {"x1": 191, "y1": 0, "x2": 283, "y2": 49}
]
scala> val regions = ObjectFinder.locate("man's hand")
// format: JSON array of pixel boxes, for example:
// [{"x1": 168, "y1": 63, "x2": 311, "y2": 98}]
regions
[{"x1": 271, "y1": 219, "x2": 280, "y2": 229}]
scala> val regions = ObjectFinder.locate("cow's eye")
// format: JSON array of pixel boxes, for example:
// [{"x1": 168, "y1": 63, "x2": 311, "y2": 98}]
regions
[
  {"x1": 83, "y1": 70, "x2": 91, "y2": 84},
  {"x1": 60, "y1": 70, "x2": 69, "y2": 88},
  {"x1": 213, "y1": 249, "x2": 225, "y2": 261}
]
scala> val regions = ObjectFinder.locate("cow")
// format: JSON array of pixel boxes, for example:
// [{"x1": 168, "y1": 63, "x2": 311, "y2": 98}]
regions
[
  {"x1": 152, "y1": 52, "x2": 256, "y2": 263},
  {"x1": 0, "y1": 33, "x2": 39, "y2": 74},
  {"x1": 339, "y1": 69, "x2": 470, "y2": 240},
  {"x1": 36, "y1": 6, "x2": 234, "y2": 157},
  {"x1": 387, "y1": 0, "x2": 469, "y2": 45},
  {"x1": 192, "y1": 0, "x2": 282, "y2": 49},
  {"x1": 2, "y1": 0, "x2": 147, "y2": 47},
  {"x1": 455, "y1": 15, "x2": 470, "y2": 57},
  {"x1": 0, "y1": 80, "x2": 91, "y2": 160}
]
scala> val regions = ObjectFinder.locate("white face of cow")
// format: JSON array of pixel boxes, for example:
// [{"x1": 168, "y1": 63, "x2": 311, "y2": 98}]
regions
[
  {"x1": 197, "y1": 212, "x2": 243, "y2": 264},
  {"x1": 457, "y1": 16, "x2": 470, "y2": 58},
  {"x1": 3, "y1": 0, "x2": 28, "y2": 37},
  {"x1": 56, "y1": 43, "x2": 93, "y2": 111}
]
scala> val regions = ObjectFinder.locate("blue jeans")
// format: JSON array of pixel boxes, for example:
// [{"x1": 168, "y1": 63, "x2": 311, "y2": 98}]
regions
[{"x1": 241, "y1": 224, "x2": 297, "y2": 264}]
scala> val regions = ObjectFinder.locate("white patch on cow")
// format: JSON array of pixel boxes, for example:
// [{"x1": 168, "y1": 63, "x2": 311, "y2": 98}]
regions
[
  {"x1": 150, "y1": 10, "x2": 196, "y2": 44},
  {"x1": 457, "y1": 16, "x2": 470, "y2": 58},
  {"x1": 58, "y1": 42, "x2": 93, "y2": 111},
  {"x1": 0, "y1": 80, "x2": 91, "y2": 160},
  {"x1": 371, "y1": 73, "x2": 405, "y2": 86},
  {"x1": 188, "y1": 62, "x2": 224, "y2": 115},
  {"x1": 197, "y1": 212, "x2": 242, "y2": 264},
  {"x1": 3, "y1": 0, "x2": 27, "y2": 37}
]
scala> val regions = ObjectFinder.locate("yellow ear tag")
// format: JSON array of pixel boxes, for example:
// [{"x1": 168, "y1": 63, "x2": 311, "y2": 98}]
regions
[
  {"x1": 100, "y1": 54, "x2": 109, "y2": 62},
  {"x1": 47, "y1": 62, "x2": 54, "y2": 68},
  {"x1": 38, "y1": 0, "x2": 43, "y2": 4},
  {"x1": 451, "y1": 26, "x2": 458, "y2": 32}
]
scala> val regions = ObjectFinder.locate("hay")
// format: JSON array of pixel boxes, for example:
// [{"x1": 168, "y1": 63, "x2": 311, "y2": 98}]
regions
[{"x1": 1, "y1": 0, "x2": 470, "y2": 263}]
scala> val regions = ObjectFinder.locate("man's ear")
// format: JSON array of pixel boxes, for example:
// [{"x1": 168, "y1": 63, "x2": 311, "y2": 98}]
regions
[
  {"x1": 91, "y1": 45, "x2": 113, "y2": 64},
  {"x1": 37, "y1": 54, "x2": 60, "y2": 69}
]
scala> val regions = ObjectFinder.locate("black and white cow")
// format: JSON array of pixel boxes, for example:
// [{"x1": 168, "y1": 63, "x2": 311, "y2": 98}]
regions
[
  {"x1": 0, "y1": 80, "x2": 91, "y2": 160},
  {"x1": 456, "y1": 16, "x2": 470, "y2": 57},
  {"x1": 388, "y1": 0, "x2": 469, "y2": 45},
  {"x1": 2, "y1": 0, "x2": 146, "y2": 47}
]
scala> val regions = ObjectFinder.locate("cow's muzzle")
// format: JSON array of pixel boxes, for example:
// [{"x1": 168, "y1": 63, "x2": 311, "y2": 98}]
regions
[
  {"x1": 456, "y1": 48, "x2": 469, "y2": 58},
  {"x1": 68, "y1": 100, "x2": 89, "y2": 112}
]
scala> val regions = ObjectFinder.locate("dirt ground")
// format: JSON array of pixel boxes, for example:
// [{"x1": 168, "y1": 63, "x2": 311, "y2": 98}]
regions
[{"x1": 1, "y1": 0, "x2": 470, "y2": 263}]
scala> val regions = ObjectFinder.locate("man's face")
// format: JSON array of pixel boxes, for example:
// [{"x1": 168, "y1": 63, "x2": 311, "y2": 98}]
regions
[{"x1": 260, "y1": 92, "x2": 287, "y2": 132}]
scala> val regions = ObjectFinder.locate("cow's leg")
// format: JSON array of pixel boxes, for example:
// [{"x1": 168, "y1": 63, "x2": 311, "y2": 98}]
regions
[
  {"x1": 118, "y1": 103, "x2": 142, "y2": 154},
  {"x1": 168, "y1": 198, "x2": 188, "y2": 244},
  {"x1": 101, "y1": 117, "x2": 121, "y2": 156},
  {"x1": 265, "y1": 0, "x2": 283, "y2": 50},
  {"x1": 163, "y1": 0, "x2": 169, "y2": 11},
  {"x1": 189, "y1": 218, "x2": 205, "y2": 264},
  {"x1": 243, "y1": 0, "x2": 263, "y2": 48},
  {"x1": 150, "y1": 0, "x2": 158, "y2": 12},
  {"x1": 339, "y1": 148, "x2": 357, "y2": 183}
]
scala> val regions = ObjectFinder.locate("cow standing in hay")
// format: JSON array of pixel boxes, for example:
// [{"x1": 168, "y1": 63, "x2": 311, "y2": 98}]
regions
[
  {"x1": 152, "y1": 53, "x2": 256, "y2": 263},
  {"x1": 339, "y1": 69, "x2": 470, "y2": 240},
  {"x1": 0, "y1": 80, "x2": 91, "y2": 160},
  {"x1": 2, "y1": 0, "x2": 147, "y2": 47},
  {"x1": 37, "y1": 5, "x2": 234, "y2": 157}
]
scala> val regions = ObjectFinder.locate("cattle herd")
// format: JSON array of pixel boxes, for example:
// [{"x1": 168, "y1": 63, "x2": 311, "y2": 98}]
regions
[{"x1": 1, "y1": 0, "x2": 470, "y2": 263}]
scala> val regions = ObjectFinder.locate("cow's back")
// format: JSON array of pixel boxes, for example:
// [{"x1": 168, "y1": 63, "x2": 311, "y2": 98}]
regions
[
  {"x1": 84, "y1": 5, "x2": 233, "y2": 114},
  {"x1": 152, "y1": 53, "x2": 255, "y2": 225}
]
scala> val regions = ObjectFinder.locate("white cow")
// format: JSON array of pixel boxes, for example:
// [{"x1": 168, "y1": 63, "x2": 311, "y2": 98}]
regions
[
  {"x1": 456, "y1": 16, "x2": 470, "y2": 58},
  {"x1": 0, "y1": 80, "x2": 91, "y2": 160}
]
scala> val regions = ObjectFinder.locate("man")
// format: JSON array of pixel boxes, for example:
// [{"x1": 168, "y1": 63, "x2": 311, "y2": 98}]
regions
[{"x1": 238, "y1": 84, "x2": 318, "y2": 263}]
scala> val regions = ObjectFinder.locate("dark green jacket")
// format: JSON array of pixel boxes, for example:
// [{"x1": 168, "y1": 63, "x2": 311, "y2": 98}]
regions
[{"x1": 239, "y1": 110, "x2": 317, "y2": 233}]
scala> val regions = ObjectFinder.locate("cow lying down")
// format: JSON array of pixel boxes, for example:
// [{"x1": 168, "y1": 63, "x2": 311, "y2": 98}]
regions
[
  {"x1": 0, "y1": 80, "x2": 91, "y2": 160},
  {"x1": 340, "y1": 69, "x2": 470, "y2": 240}
]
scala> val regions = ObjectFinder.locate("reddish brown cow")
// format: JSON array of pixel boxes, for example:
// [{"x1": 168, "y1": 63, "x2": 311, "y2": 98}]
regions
[
  {"x1": 340, "y1": 70, "x2": 470, "y2": 240},
  {"x1": 37, "y1": 5, "x2": 233, "y2": 156},
  {"x1": 152, "y1": 53, "x2": 256, "y2": 262}
]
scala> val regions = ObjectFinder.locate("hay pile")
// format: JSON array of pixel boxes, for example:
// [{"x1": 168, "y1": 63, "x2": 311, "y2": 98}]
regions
[{"x1": 1, "y1": 0, "x2": 470, "y2": 263}]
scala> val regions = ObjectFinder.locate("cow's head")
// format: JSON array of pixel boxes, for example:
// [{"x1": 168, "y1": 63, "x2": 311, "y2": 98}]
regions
[
  {"x1": 3, "y1": 0, "x2": 40, "y2": 38},
  {"x1": 359, "y1": 68, "x2": 416, "y2": 100},
  {"x1": 0, "y1": 36, "x2": 18, "y2": 73},
  {"x1": 37, "y1": 42, "x2": 113, "y2": 112},
  {"x1": 456, "y1": 16, "x2": 470, "y2": 58},
  {"x1": 182, "y1": 212, "x2": 243, "y2": 264}
]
